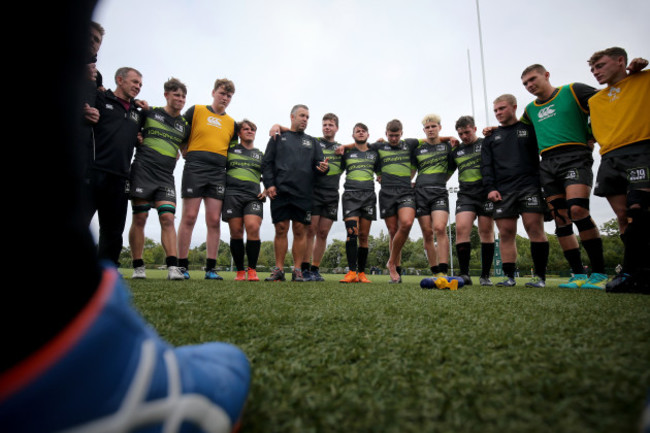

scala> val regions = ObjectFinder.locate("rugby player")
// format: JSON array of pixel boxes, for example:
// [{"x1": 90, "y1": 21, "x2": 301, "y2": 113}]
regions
[
  {"x1": 450, "y1": 115, "x2": 495, "y2": 286},
  {"x1": 177, "y1": 78, "x2": 237, "y2": 280},
  {"x1": 412, "y1": 114, "x2": 454, "y2": 281},
  {"x1": 339, "y1": 123, "x2": 379, "y2": 283},
  {"x1": 588, "y1": 47, "x2": 650, "y2": 293},
  {"x1": 128, "y1": 78, "x2": 189, "y2": 280},
  {"x1": 481, "y1": 94, "x2": 549, "y2": 287},
  {"x1": 222, "y1": 120, "x2": 266, "y2": 282},
  {"x1": 520, "y1": 64, "x2": 607, "y2": 289}
]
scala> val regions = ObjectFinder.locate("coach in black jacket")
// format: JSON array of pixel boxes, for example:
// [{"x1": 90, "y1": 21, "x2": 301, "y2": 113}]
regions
[
  {"x1": 262, "y1": 104, "x2": 329, "y2": 282},
  {"x1": 84, "y1": 67, "x2": 144, "y2": 267}
]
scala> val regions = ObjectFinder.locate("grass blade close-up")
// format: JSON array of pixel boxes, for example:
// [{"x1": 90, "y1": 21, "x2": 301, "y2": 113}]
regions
[{"x1": 125, "y1": 270, "x2": 650, "y2": 433}]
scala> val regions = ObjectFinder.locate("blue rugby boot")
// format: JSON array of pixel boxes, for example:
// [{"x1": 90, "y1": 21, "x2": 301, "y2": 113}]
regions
[
  {"x1": 205, "y1": 269, "x2": 224, "y2": 280},
  {"x1": 0, "y1": 266, "x2": 250, "y2": 433}
]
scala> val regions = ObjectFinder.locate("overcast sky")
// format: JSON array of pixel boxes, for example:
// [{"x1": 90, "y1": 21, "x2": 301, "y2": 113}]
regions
[{"x1": 90, "y1": 0, "x2": 649, "y2": 249}]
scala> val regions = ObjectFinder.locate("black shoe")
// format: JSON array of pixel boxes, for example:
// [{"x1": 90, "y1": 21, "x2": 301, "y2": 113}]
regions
[
  {"x1": 292, "y1": 269, "x2": 305, "y2": 282},
  {"x1": 264, "y1": 267, "x2": 286, "y2": 282},
  {"x1": 606, "y1": 272, "x2": 650, "y2": 294},
  {"x1": 460, "y1": 274, "x2": 473, "y2": 285}
]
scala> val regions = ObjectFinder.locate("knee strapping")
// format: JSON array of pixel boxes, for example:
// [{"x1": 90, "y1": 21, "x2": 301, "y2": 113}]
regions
[
  {"x1": 157, "y1": 203, "x2": 176, "y2": 216},
  {"x1": 345, "y1": 220, "x2": 358, "y2": 240},
  {"x1": 567, "y1": 197, "x2": 590, "y2": 220},
  {"x1": 574, "y1": 216, "x2": 596, "y2": 232},
  {"x1": 555, "y1": 224, "x2": 574, "y2": 237},
  {"x1": 548, "y1": 197, "x2": 569, "y2": 223},
  {"x1": 132, "y1": 203, "x2": 151, "y2": 214}
]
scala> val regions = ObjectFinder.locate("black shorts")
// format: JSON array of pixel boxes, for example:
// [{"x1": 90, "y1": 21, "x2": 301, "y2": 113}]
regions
[
  {"x1": 415, "y1": 186, "x2": 449, "y2": 216},
  {"x1": 594, "y1": 143, "x2": 650, "y2": 197},
  {"x1": 181, "y1": 164, "x2": 226, "y2": 200},
  {"x1": 539, "y1": 148, "x2": 594, "y2": 197},
  {"x1": 270, "y1": 194, "x2": 311, "y2": 225},
  {"x1": 222, "y1": 193, "x2": 264, "y2": 221},
  {"x1": 342, "y1": 190, "x2": 377, "y2": 221},
  {"x1": 379, "y1": 186, "x2": 416, "y2": 219},
  {"x1": 455, "y1": 191, "x2": 493, "y2": 217},
  {"x1": 129, "y1": 160, "x2": 177, "y2": 204},
  {"x1": 312, "y1": 188, "x2": 339, "y2": 221},
  {"x1": 493, "y1": 186, "x2": 547, "y2": 219}
]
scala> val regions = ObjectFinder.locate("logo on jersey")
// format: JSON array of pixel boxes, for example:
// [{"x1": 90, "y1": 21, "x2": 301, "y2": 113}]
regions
[
  {"x1": 517, "y1": 129, "x2": 529, "y2": 138},
  {"x1": 607, "y1": 86, "x2": 621, "y2": 102},
  {"x1": 174, "y1": 123, "x2": 185, "y2": 133},
  {"x1": 537, "y1": 105, "x2": 556, "y2": 121},
  {"x1": 207, "y1": 116, "x2": 222, "y2": 128},
  {"x1": 302, "y1": 139, "x2": 313, "y2": 149},
  {"x1": 252, "y1": 152, "x2": 262, "y2": 160}
]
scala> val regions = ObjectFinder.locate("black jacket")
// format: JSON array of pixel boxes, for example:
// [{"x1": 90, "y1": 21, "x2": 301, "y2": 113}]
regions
[
  {"x1": 90, "y1": 89, "x2": 143, "y2": 178},
  {"x1": 262, "y1": 131, "x2": 328, "y2": 208}
]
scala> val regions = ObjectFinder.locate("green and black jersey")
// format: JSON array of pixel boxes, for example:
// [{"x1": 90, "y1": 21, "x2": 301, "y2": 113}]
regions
[
  {"x1": 342, "y1": 146, "x2": 379, "y2": 191},
  {"x1": 412, "y1": 139, "x2": 453, "y2": 187},
  {"x1": 370, "y1": 139, "x2": 419, "y2": 188},
  {"x1": 522, "y1": 83, "x2": 596, "y2": 155},
  {"x1": 133, "y1": 106, "x2": 188, "y2": 173},
  {"x1": 314, "y1": 138, "x2": 344, "y2": 191},
  {"x1": 450, "y1": 138, "x2": 484, "y2": 196},
  {"x1": 226, "y1": 143, "x2": 264, "y2": 197}
]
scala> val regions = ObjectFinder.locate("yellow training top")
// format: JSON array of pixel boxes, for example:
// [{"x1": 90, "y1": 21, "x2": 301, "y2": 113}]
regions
[{"x1": 589, "y1": 70, "x2": 650, "y2": 155}]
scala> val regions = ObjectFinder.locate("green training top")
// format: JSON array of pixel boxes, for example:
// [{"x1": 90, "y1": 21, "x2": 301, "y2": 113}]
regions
[
  {"x1": 370, "y1": 139, "x2": 419, "y2": 188},
  {"x1": 314, "y1": 137, "x2": 344, "y2": 190},
  {"x1": 135, "y1": 106, "x2": 189, "y2": 172},
  {"x1": 226, "y1": 143, "x2": 264, "y2": 196},
  {"x1": 342, "y1": 146, "x2": 379, "y2": 191},
  {"x1": 522, "y1": 83, "x2": 594, "y2": 155},
  {"x1": 449, "y1": 137, "x2": 484, "y2": 196},
  {"x1": 412, "y1": 139, "x2": 453, "y2": 187}
]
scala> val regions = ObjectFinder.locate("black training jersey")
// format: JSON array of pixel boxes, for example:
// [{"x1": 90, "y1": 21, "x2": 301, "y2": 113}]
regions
[
  {"x1": 370, "y1": 139, "x2": 419, "y2": 188},
  {"x1": 412, "y1": 139, "x2": 453, "y2": 188},
  {"x1": 133, "y1": 107, "x2": 189, "y2": 173},
  {"x1": 450, "y1": 138, "x2": 485, "y2": 196},
  {"x1": 314, "y1": 138, "x2": 344, "y2": 191},
  {"x1": 342, "y1": 146, "x2": 379, "y2": 191},
  {"x1": 481, "y1": 122, "x2": 540, "y2": 194},
  {"x1": 226, "y1": 143, "x2": 264, "y2": 196}
]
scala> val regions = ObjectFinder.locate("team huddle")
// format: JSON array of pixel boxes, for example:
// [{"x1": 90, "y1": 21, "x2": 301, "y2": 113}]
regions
[{"x1": 84, "y1": 21, "x2": 649, "y2": 294}]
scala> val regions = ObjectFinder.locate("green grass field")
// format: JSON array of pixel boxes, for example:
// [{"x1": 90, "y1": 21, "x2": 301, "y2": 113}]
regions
[{"x1": 124, "y1": 269, "x2": 650, "y2": 433}]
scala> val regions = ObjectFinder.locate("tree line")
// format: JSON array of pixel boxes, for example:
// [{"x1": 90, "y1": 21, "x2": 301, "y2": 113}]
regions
[{"x1": 120, "y1": 219, "x2": 624, "y2": 276}]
